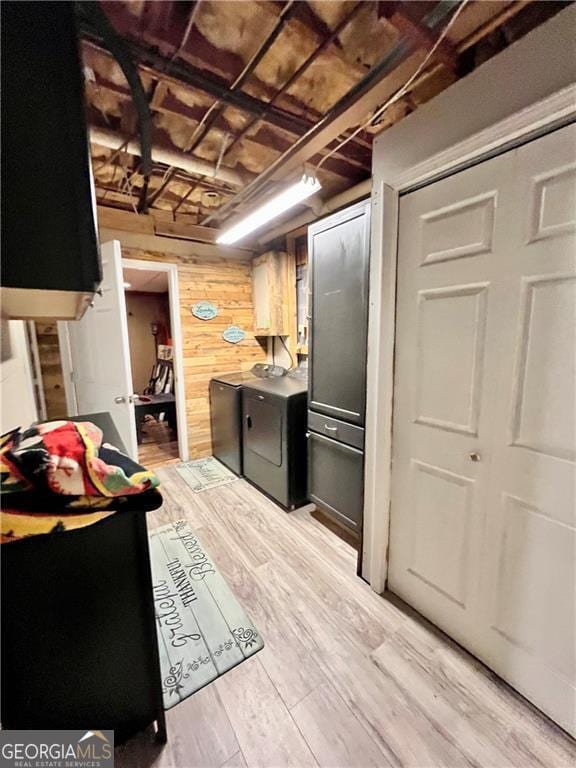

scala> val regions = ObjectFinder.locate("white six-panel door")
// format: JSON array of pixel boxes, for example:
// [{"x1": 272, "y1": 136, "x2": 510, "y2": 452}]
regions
[{"x1": 388, "y1": 124, "x2": 576, "y2": 734}]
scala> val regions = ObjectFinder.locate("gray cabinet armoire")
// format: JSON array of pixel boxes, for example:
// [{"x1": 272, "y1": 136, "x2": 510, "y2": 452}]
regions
[{"x1": 307, "y1": 199, "x2": 370, "y2": 534}]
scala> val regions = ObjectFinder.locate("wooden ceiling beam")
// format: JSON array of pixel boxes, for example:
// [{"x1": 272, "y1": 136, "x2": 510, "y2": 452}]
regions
[
  {"x1": 99, "y1": 2, "x2": 322, "y2": 122},
  {"x1": 147, "y1": 80, "x2": 372, "y2": 169},
  {"x1": 82, "y1": 38, "x2": 375, "y2": 157},
  {"x1": 389, "y1": 7, "x2": 459, "y2": 72},
  {"x1": 94, "y1": 2, "x2": 380, "y2": 148},
  {"x1": 250, "y1": 125, "x2": 369, "y2": 177},
  {"x1": 86, "y1": 62, "x2": 372, "y2": 180},
  {"x1": 82, "y1": 38, "x2": 312, "y2": 135},
  {"x1": 201, "y1": 1, "x2": 459, "y2": 225},
  {"x1": 96, "y1": 204, "x2": 256, "y2": 252},
  {"x1": 279, "y1": 1, "x2": 344, "y2": 50}
]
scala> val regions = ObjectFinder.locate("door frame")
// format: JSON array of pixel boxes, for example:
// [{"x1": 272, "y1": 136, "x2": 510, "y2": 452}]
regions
[
  {"x1": 121, "y1": 257, "x2": 189, "y2": 463},
  {"x1": 362, "y1": 5, "x2": 576, "y2": 592},
  {"x1": 60, "y1": 258, "x2": 189, "y2": 463}
]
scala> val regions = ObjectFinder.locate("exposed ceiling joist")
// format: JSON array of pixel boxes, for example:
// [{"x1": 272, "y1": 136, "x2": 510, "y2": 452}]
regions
[
  {"x1": 96, "y1": 204, "x2": 255, "y2": 257},
  {"x1": 87, "y1": 80, "x2": 368, "y2": 183},
  {"x1": 82, "y1": 37, "x2": 377, "y2": 163},
  {"x1": 183, "y1": 0, "x2": 300, "y2": 155},
  {"x1": 84, "y1": 42, "x2": 372, "y2": 180},
  {"x1": 99, "y1": 1, "x2": 326, "y2": 123},
  {"x1": 390, "y1": 7, "x2": 459, "y2": 71},
  {"x1": 202, "y1": 1, "x2": 459, "y2": 224},
  {"x1": 214, "y1": 1, "x2": 367, "y2": 172},
  {"x1": 83, "y1": 0, "x2": 564, "y2": 233}
]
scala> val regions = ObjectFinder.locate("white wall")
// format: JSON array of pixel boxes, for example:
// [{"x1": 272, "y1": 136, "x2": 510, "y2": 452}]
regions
[
  {"x1": 1, "y1": 320, "x2": 38, "y2": 433},
  {"x1": 371, "y1": 4, "x2": 576, "y2": 184}
]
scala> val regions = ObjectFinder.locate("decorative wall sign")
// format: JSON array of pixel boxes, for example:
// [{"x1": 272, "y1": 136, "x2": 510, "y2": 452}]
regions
[
  {"x1": 222, "y1": 325, "x2": 246, "y2": 344},
  {"x1": 191, "y1": 301, "x2": 218, "y2": 321}
]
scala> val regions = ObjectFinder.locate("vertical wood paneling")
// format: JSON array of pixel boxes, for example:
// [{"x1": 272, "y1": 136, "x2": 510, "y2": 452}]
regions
[
  {"x1": 34, "y1": 322, "x2": 67, "y2": 419},
  {"x1": 123, "y1": 247, "x2": 266, "y2": 458}
]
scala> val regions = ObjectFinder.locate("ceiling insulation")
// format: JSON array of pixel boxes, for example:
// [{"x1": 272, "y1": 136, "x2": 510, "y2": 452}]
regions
[{"x1": 81, "y1": 0, "x2": 570, "y2": 233}]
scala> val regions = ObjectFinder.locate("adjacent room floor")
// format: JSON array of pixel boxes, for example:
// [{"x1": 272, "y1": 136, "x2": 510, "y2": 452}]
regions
[
  {"x1": 138, "y1": 420, "x2": 180, "y2": 472},
  {"x1": 116, "y1": 466, "x2": 576, "y2": 768}
]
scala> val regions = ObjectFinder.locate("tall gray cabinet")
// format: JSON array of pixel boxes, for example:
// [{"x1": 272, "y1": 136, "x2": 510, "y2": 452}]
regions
[{"x1": 307, "y1": 199, "x2": 370, "y2": 534}]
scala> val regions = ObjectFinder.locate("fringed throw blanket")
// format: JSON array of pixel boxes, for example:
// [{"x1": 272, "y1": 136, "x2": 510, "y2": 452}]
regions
[{"x1": 1, "y1": 420, "x2": 160, "y2": 543}]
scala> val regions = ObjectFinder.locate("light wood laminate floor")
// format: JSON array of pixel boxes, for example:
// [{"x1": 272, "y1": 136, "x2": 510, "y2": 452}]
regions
[
  {"x1": 116, "y1": 466, "x2": 576, "y2": 768},
  {"x1": 138, "y1": 420, "x2": 180, "y2": 471}
]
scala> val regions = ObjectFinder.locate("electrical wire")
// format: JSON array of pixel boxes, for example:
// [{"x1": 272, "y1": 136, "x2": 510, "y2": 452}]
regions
[
  {"x1": 278, "y1": 335, "x2": 296, "y2": 372},
  {"x1": 315, "y1": 0, "x2": 471, "y2": 173}
]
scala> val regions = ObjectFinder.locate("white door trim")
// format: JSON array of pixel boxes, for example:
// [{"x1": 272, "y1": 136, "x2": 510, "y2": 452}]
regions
[
  {"x1": 362, "y1": 3, "x2": 576, "y2": 591},
  {"x1": 58, "y1": 321, "x2": 78, "y2": 416},
  {"x1": 122, "y1": 258, "x2": 189, "y2": 463},
  {"x1": 388, "y1": 84, "x2": 576, "y2": 194}
]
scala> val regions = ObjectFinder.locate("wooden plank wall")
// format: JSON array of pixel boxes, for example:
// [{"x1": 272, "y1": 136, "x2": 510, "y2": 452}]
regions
[
  {"x1": 123, "y1": 246, "x2": 267, "y2": 459},
  {"x1": 34, "y1": 322, "x2": 67, "y2": 419}
]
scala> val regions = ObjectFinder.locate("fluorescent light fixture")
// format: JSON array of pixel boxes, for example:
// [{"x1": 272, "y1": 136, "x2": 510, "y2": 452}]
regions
[{"x1": 216, "y1": 174, "x2": 321, "y2": 245}]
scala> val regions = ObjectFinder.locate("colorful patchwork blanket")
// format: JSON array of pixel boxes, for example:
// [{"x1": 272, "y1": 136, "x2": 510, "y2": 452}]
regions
[{"x1": 1, "y1": 420, "x2": 160, "y2": 543}]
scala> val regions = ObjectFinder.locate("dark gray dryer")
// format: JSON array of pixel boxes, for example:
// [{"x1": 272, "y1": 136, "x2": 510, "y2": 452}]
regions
[{"x1": 242, "y1": 376, "x2": 308, "y2": 510}]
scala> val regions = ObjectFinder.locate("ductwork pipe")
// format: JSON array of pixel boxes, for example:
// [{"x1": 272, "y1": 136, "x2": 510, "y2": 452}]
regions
[
  {"x1": 257, "y1": 178, "x2": 371, "y2": 244},
  {"x1": 89, "y1": 126, "x2": 246, "y2": 188}
]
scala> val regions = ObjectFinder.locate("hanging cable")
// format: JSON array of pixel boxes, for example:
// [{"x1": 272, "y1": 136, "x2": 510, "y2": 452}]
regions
[
  {"x1": 278, "y1": 335, "x2": 296, "y2": 371},
  {"x1": 315, "y1": 0, "x2": 471, "y2": 174}
]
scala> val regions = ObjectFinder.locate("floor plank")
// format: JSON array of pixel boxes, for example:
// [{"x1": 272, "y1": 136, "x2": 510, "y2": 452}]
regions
[
  {"x1": 373, "y1": 613, "x2": 576, "y2": 767},
  {"x1": 139, "y1": 420, "x2": 180, "y2": 471},
  {"x1": 198, "y1": 522, "x2": 326, "y2": 710},
  {"x1": 220, "y1": 751, "x2": 247, "y2": 768},
  {"x1": 122, "y1": 466, "x2": 576, "y2": 768},
  {"x1": 291, "y1": 681, "x2": 393, "y2": 768},
  {"x1": 166, "y1": 684, "x2": 239, "y2": 768},
  {"x1": 255, "y1": 560, "x2": 473, "y2": 768},
  {"x1": 216, "y1": 659, "x2": 318, "y2": 768}
]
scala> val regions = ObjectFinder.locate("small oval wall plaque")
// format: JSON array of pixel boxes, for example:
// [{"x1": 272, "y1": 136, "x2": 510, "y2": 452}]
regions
[
  {"x1": 222, "y1": 325, "x2": 246, "y2": 344},
  {"x1": 191, "y1": 301, "x2": 218, "y2": 320}
]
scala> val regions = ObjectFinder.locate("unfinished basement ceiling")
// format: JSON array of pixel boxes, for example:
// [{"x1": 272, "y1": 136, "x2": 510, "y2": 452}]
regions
[{"x1": 81, "y1": 0, "x2": 569, "y2": 235}]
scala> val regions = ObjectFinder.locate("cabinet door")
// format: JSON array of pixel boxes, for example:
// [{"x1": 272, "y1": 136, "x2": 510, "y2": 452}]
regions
[
  {"x1": 308, "y1": 432, "x2": 364, "y2": 532},
  {"x1": 209, "y1": 382, "x2": 242, "y2": 475},
  {"x1": 251, "y1": 251, "x2": 293, "y2": 336},
  {"x1": 308, "y1": 201, "x2": 370, "y2": 425},
  {"x1": 244, "y1": 396, "x2": 283, "y2": 467}
]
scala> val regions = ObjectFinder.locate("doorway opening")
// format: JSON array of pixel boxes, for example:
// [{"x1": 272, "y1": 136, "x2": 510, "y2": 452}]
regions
[
  {"x1": 121, "y1": 259, "x2": 188, "y2": 469},
  {"x1": 122, "y1": 265, "x2": 175, "y2": 469},
  {"x1": 57, "y1": 248, "x2": 188, "y2": 468}
]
